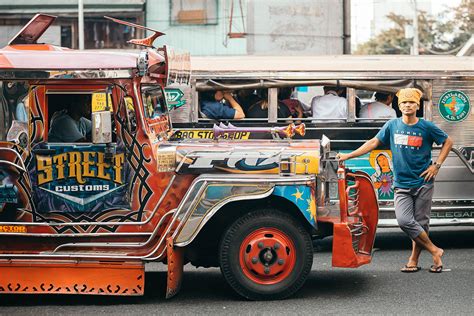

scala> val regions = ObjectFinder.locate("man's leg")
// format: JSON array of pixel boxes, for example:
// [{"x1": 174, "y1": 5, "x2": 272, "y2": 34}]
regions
[
  {"x1": 413, "y1": 231, "x2": 443, "y2": 267},
  {"x1": 413, "y1": 184, "x2": 443, "y2": 268},
  {"x1": 409, "y1": 240, "x2": 423, "y2": 266},
  {"x1": 409, "y1": 184, "x2": 433, "y2": 265},
  {"x1": 394, "y1": 188, "x2": 423, "y2": 269}
]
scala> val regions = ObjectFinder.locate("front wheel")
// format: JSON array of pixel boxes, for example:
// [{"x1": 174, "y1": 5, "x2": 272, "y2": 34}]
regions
[{"x1": 219, "y1": 209, "x2": 313, "y2": 300}]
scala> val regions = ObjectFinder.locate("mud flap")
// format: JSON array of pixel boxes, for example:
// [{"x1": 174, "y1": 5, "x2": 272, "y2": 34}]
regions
[
  {"x1": 332, "y1": 171, "x2": 378, "y2": 268},
  {"x1": 166, "y1": 236, "x2": 184, "y2": 299},
  {"x1": 332, "y1": 223, "x2": 371, "y2": 268}
]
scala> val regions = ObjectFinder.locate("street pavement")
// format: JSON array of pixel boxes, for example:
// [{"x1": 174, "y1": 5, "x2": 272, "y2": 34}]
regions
[{"x1": 1, "y1": 227, "x2": 473, "y2": 315}]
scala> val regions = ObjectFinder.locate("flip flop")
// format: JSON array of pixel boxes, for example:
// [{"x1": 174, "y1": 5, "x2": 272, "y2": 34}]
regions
[
  {"x1": 429, "y1": 265, "x2": 443, "y2": 273},
  {"x1": 401, "y1": 265, "x2": 421, "y2": 273}
]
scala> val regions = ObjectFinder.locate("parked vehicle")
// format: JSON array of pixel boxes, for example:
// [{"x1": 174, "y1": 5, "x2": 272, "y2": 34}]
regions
[
  {"x1": 169, "y1": 54, "x2": 474, "y2": 227},
  {"x1": 0, "y1": 14, "x2": 378, "y2": 300}
]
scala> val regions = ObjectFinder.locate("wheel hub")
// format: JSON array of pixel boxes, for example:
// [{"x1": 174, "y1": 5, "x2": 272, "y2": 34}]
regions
[{"x1": 239, "y1": 228, "x2": 296, "y2": 285}]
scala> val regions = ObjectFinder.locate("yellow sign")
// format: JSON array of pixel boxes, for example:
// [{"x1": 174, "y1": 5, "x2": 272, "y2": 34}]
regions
[
  {"x1": 124, "y1": 96, "x2": 134, "y2": 111},
  {"x1": 0, "y1": 225, "x2": 27, "y2": 233},
  {"x1": 92, "y1": 93, "x2": 113, "y2": 112},
  {"x1": 172, "y1": 129, "x2": 250, "y2": 140}
]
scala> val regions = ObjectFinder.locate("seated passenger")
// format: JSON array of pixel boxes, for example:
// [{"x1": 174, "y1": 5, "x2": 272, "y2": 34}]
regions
[
  {"x1": 235, "y1": 89, "x2": 261, "y2": 115},
  {"x1": 200, "y1": 90, "x2": 245, "y2": 120},
  {"x1": 278, "y1": 87, "x2": 304, "y2": 119},
  {"x1": 247, "y1": 90, "x2": 291, "y2": 119},
  {"x1": 48, "y1": 97, "x2": 92, "y2": 143},
  {"x1": 359, "y1": 92, "x2": 396, "y2": 120},
  {"x1": 310, "y1": 86, "x2": 347, "y2": 123}
]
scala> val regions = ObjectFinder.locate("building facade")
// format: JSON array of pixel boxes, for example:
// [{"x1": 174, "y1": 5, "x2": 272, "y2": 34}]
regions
[
  {"x1": 0, "y1": 0, "x2": 146, "y2": 49},
  {"x1": 148, "y1": 0, "x2": 350, "y2": 56}
]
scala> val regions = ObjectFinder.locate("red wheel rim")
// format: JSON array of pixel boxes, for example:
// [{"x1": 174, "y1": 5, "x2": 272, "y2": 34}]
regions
[{"x1": 238, "y1": 227, "x2": 296, "y2": 285}]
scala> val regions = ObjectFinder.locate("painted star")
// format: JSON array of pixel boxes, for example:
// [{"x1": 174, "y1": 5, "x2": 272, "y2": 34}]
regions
[{"x1": 292, "y1": 188, "x2": 304, "y2": 202}]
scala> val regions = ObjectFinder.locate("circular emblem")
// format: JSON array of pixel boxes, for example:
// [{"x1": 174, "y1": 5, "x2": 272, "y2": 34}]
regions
[{"x1": 438, "y1": 90, "x2": 471, "y2": 122}]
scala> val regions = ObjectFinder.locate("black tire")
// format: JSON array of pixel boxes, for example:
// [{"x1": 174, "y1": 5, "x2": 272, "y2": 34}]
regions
[{"x1": 219, "y1": 208, "x2": 313, "y2": 300}]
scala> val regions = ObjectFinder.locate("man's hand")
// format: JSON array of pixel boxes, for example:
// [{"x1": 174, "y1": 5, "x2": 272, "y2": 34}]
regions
[
  {"x1": 336, "y1": 153, "x2": 351, "y2": 162},
  {"x1": 420, "y1": 164, "x2": 439, "y2": 182},
  {"x1": 223, "y1": 92, "x2": 234, "y2": 101}
]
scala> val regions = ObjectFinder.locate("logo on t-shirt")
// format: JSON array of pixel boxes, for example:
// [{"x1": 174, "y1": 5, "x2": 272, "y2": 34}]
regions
[
  {"x1": 394, "y1": 132, "x2": 422, "y2": 149},
  {"x1": 438, "y1": 90, "x2": 470, "y2": 122}
]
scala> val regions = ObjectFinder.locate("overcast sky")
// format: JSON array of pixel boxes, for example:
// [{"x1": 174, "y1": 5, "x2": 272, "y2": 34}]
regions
[{"x1": 351, "y1": 0, "x2": 462, "y2": 49}]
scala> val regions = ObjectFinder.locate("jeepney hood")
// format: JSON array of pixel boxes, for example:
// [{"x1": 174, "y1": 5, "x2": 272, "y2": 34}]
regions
[{"x1": 158, "y1": 139, "x2": 321, "y2": 175}]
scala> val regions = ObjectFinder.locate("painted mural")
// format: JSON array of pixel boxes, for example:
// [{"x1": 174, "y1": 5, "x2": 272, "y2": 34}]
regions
[{"x1": 343, "y1": 150, "x2": 394, "y2": 201}]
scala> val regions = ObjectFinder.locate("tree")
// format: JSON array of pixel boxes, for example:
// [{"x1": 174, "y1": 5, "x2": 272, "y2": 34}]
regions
[{"x1": 355, "y1": 1, "x2": 473, "y2": 55}]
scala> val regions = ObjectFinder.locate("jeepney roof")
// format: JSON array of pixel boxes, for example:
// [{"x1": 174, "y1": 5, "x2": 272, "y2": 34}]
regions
[
  {"x1": 0, "y1": 45, "x2": 140, "y2": 70},
  {"x1": 191, "y1": 55, "x2": 473, "y2": 76}
]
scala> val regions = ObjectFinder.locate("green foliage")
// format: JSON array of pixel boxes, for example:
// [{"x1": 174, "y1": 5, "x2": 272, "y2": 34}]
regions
[{"x1": 355, "y1": 0, "x2": 473, "y2": 55}]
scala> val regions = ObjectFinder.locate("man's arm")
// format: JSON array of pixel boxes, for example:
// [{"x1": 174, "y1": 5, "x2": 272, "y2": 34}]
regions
[
  {"x1": 336, "y1": 137, "x2": 382, "y2": 161},
  {"x1": 420, "y1": 136, "x2": 453, "y2": 181},
  {"x1": 224, "y1": 92, "x2": 245, "y2": 119}
]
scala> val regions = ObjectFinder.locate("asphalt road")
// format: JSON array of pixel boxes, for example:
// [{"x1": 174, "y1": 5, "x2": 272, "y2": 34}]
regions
[{"x1": 1, "y1": 227, "x2": 473, "y2": 315}]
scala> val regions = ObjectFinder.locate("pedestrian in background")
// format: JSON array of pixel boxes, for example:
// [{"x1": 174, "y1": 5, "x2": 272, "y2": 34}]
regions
[{"x1": 337, "y1": 88, "x2": 453, "y2": 273}]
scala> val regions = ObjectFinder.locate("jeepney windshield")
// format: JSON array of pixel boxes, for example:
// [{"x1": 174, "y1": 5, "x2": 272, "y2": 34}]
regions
[
  {"x1": 141, "y1": 85, "x2": 167, "y2": 119},
  {"x1": 0, "y1": 81, "x2": 29, "y2": 147}
]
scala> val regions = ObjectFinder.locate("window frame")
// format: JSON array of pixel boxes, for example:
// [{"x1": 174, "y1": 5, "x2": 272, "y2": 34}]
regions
[{"x1": 169, "y1": 0, "x2": 219, "y2": 26}]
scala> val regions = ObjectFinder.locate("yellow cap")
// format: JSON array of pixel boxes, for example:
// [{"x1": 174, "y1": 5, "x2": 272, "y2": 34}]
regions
[{"x1": 397, "y1": 88, "x2": 422, "y2": 105}]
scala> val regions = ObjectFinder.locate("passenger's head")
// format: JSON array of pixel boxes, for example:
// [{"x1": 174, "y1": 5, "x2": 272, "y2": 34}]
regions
[
  {"x1": 68, "y1": 95, "x2": 91, "y2": 118},
  {"x1": 374, "y1": 92, "x2": 393, "y2": 105},
  {"x1": 237, "y1": 89, "x2": 254, "y2": 99},
  {"x1": 256, "y1": 89, "x2": 268, "y2": 100},
  {"x1": 278, "y1": 87, "x2": 293, "y2": 100},
  {"x1": 200, "y1": 90, "x2": 224, "y2": 102},
  {"x1": 323, "y1": 86, "x2": 345, "y2": 96}
]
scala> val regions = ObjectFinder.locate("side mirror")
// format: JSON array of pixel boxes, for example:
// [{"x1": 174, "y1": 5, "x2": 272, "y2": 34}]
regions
[{"x1": 92, "y1": 111, "x2": 112, "y2": 144}]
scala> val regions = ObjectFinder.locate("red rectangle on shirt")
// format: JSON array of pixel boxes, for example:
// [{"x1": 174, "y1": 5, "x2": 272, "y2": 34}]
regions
[{"x1": 407, "y1": 135, "x2": 422, "y2": 147}]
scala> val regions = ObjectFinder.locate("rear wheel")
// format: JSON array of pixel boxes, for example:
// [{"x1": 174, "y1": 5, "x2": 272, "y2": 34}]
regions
[{"x1": 219, "y1": 209, "x2": 313, "y2": 300}]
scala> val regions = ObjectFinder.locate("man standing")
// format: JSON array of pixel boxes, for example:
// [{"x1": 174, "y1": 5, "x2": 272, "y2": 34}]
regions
[{"x1": 337, "y1": 88, "x2": 453, "y2": 273}]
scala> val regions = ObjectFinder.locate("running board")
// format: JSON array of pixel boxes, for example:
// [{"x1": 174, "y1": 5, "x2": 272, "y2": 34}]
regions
[{"x1": 0, "y1": 260, "x2": 144, "y2": 295}]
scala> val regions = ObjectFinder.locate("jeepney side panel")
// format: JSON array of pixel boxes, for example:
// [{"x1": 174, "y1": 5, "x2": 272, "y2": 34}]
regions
[
  {"x1": 430, "y1": 78, "x2": 474, "y2": 219},
  {"x1": 0, "y1": 80, "x2": 195, "y2": 257}
]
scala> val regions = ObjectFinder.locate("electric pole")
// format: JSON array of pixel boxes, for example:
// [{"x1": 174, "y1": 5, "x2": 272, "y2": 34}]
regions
[
  {"x1": 78, "y1": 0, "x2": 84, "y2": 50},
  {"x1": 412, "y1": 0, "x2": 419, "y2": 55}
]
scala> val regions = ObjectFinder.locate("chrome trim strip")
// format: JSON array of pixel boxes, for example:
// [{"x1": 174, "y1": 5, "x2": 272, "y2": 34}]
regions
[
  {"x1": 174, "y1": 188, "x2": 274, "y2": 247},
  {"x1": 0, "y1": 69, "x2": 133, "y2": 80},
  {"x1": 50, "y1": 210, "x2": 175, "y2": 253},
  {"x1": 378, "y1": 218, "x2": 474, "y2": 227},
  {"x1": 380, "y1": 205, "x2": 474, "y2": 212}
]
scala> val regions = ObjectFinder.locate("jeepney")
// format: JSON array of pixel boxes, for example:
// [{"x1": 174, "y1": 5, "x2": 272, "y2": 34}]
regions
[
  {"x1": 170, "y1": 55, "x2": 474, "y2": 227},
  {"x1": 0, "y1": 15, "x2": 379, "y2": 300}
]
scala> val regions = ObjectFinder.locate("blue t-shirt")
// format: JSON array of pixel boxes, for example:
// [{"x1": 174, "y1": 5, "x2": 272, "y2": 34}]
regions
[
  {"x1": 376, "y1": 118, "x2": 448, "y2": 188},
  {"x1": 201, "y1": 101, "x2": 235, "y2": 120}
]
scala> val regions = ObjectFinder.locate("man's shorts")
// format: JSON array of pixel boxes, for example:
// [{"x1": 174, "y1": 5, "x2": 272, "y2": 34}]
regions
[{"x1": 394, "y1": 183, "x2": 434, "y2": 239}]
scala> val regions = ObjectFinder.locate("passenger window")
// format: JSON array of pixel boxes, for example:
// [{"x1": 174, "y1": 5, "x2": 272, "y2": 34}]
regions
[
  {"x1": 141, "y1": 85, "x2": 167, "y2": 119},
  {"x1": 1, "y1": 81, "x2": 29, "y2": 147},
  {"x1": 304, "y1": 85, "x2": 348, "y2": 123},
  {"x1": 46, "y1": 93, "x2": 92, "y2": 143},
  {"x1": 355, "y1": 90, "x2": 398, "y2": 122}
]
